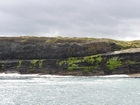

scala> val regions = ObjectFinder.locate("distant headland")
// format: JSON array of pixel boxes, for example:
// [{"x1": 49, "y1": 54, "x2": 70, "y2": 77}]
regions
[{"x1": 0, "y1": 36, "x2": 140, "y2": 76}]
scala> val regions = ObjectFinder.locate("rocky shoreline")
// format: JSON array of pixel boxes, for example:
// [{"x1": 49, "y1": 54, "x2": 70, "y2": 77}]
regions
[
  {"x1": 128, "y1": 73, "x2": 140, "y2": 78},
  {"x1": 0, "y1": 37, "x2": 140, "y2": 76}
]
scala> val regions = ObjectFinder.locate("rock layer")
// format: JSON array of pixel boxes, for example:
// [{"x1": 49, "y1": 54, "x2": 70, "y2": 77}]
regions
[{"x1": 0, "y1": 37, "x2": 140, "y2": 75}]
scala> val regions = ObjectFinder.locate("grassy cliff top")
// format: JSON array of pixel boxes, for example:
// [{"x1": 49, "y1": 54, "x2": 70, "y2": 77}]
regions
[{"x1": 0, "y1": 36, "x2": 140, "y2": 50}]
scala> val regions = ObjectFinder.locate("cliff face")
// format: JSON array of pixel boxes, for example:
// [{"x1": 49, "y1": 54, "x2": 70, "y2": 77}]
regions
[
  {"x1": 0, "y1": 41, "x2": 115, "y2": 59},
  {"x1": 0, "y1": 37, "x2": 140, "y2": 75}
]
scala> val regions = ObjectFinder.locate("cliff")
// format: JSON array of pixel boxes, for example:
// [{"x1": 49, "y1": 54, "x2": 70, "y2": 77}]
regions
[{"x1": 0, "y1": 37, "x2": 140, "y2": 75}]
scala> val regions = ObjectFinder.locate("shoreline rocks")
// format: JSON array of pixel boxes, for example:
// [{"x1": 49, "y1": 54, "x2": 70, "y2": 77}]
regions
[{"x1": 0, "y1": 37, "x2": 140, "y2": 76}]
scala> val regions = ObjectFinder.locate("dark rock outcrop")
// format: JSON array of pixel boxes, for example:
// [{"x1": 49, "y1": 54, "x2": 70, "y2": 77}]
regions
[
  {"x1": 0, "y1": 37, "x2": 140, "y2": 75},
  {"x1": 0, "y1": 41, "x2": 114, "y2": 59}
]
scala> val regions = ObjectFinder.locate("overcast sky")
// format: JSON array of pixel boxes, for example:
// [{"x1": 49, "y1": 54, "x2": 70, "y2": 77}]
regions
[{"x1": 0, "y1": 0, "x2": 140, "y2": 40}]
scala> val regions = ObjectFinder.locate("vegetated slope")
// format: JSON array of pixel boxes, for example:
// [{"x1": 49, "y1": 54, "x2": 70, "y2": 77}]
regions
[{"x1": 0, "y1": 36, "x2": 140, "y2": 75}]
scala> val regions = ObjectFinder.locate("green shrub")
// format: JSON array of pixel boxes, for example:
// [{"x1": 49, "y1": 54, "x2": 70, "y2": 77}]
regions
[
  {"x1": 93, "y1": 55, "x2": 102, "y2": 70},
  {"x1": 84, "y1": 56, "x2": 94, "y2": 64},
  {"x1": 106, "y1": 57, "x2": 122, "y2": 70},
  {"x1": 30, "y1": 60, "x2": 38, "y2": 70}
]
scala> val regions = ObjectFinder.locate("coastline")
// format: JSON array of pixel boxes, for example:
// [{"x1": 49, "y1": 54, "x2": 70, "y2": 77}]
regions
[
  {"x1": 0, "y1": 72, "x2": 140, "y2": 78},
  {"x1": 0, "y1": 37, "x2": 140, "y2": 75},
  {"x1": 128, "y1": 73, "x2": 140, "y2": 78}
]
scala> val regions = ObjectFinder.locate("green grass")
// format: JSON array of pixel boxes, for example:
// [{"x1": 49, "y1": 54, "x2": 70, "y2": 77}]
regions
[
  {"x1": 16, "y1": 60, "x2": 22, "y2": 69},
  {"x1": 84, "y1": 56, "x2": 95, "y2": 64},
  {"x1": 39, "y1": 60, "x2": 43, "y2": 68},
  {"x1": 30, "y1": 60, "x2": 38, "y2": 70},
  {"x1": 83, "y1": 66, "x2": 91, "y2": 72},
  {"x1": 0, "y1": 37, "x2": 140, "y2": 50},
  {"x1": 57, "y1": 54, "x2": 103, "y2": 72},
  {"x1": 1, "y1": 61, "x2": 5, "y2": 69},
  {"x1": 106, "y1": 57, "x2": 122, "y2": 70},
  {"x1": 58, "y1": 60, "x2": 67, "y2": 66},
  {"x1": 95, "y1": 55, "x2": 102, "y2": 68}
]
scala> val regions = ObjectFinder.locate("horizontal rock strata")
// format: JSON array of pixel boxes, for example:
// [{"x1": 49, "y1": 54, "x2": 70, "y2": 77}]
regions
[{"x1": 0, "y1": 37, "x2": 140, "y2": 75}]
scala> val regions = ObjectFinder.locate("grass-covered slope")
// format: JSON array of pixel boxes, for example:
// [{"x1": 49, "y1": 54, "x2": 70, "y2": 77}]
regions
[{"x1": 0, "y1": 36, "x2": 140, "y2": 49}]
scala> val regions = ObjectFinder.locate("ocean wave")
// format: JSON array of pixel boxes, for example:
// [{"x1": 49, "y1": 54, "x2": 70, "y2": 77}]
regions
[{"x1": 97, "y1": 74, "x2": 129, "y2": 78}]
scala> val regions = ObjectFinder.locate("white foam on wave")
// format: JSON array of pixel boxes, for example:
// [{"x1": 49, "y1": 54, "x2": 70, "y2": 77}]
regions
[
  {"x1": 0, "y1": 73, "x2": 20, "y2": 76},
  {"x1": 0, "y1": 73, "x2": 74, "y2": 79},
  {"x1": 0, "y1": 73, "x2": 131, "y2": 78},
  {"x1": 39, "y1": 75, "x2": 74, "y2": 78},
  {"x1": 0, "y1": 73, "x2": 39, "y2": 77},
  {"x1": 98, "y1": 74, "x2": 129, "y2": 78}
]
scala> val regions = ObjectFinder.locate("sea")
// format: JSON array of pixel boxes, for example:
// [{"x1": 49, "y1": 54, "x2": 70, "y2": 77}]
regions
[{"x1": 0, "y1": 73, "x2": 139, "y2": 105}]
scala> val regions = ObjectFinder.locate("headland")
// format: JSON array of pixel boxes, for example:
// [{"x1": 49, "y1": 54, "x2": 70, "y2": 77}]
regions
[{"x1": 0, "y1": 36, "x2": 140, "y2": 76}]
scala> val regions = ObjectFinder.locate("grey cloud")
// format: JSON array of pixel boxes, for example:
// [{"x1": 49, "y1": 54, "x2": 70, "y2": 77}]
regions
[{"x1": 0, "y1": 0, "x2": 140, "y2": 40}]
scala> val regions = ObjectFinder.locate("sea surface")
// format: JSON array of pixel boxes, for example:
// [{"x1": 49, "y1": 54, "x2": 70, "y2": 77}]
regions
[{"x1": 0, "y1": 73, "x2": 140, "y2": 105}]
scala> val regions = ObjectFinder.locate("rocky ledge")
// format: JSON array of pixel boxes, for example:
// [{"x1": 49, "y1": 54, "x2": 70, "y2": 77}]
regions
[{"x1": 0, "y1": 37, "x2": 140, "y2": 76}]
